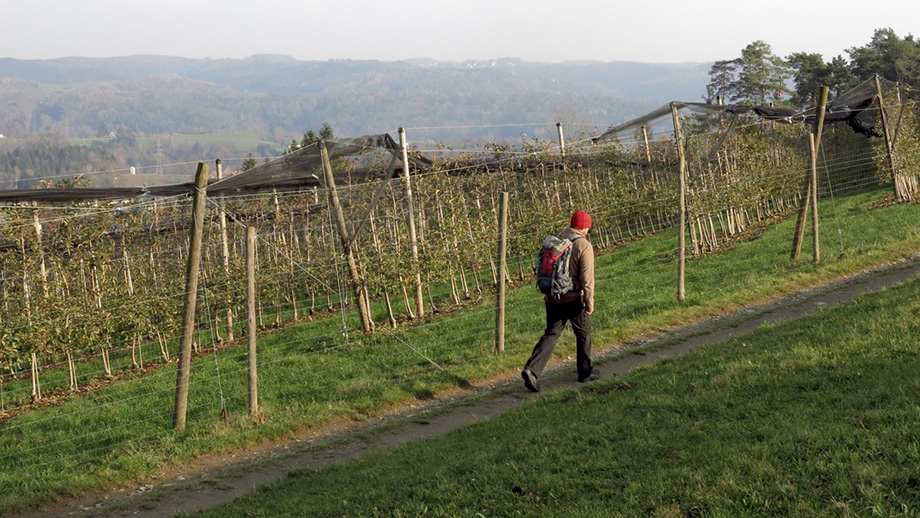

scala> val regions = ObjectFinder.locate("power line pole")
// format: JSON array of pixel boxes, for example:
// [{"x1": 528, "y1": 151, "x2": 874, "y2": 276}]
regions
[{"x1": 155, "y1": 139, "x2": 164, "y2": 175}]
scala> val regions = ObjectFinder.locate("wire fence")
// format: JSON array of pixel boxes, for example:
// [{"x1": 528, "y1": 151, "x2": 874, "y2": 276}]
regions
[
  {"x1": 0, "y1": 109, "x2": 917, "y2": 510},
  {"x1": 0, "y1": 117, "x2": 897, "y2": 394}
]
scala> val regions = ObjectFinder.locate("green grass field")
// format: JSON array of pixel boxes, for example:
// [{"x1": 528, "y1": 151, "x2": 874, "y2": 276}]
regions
[
  {"x1": 1, "y1": 187, "x2": 920, "y2": 515},
  {"x1": 193, "y1": 270, "x2": 920, "y2": 518}
]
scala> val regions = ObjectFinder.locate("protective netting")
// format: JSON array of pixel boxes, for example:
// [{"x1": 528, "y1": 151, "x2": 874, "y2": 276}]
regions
[
  {"x1": 594, "y1": 76, "x2": 914, "y2": 143},
  {"x1": 0, "y1": 77, "x2": 914, "y2": 204},
  {"x1": 0, "y1": 134, "x2": 412, "y2": 203}
]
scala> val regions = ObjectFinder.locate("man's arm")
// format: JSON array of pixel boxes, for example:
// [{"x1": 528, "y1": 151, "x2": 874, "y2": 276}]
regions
[{"x1": 580, "y1": 240, "x2": 595, "y2": 314}]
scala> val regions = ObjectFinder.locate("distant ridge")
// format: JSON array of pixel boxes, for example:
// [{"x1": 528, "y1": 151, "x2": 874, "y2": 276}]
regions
[
  {"x1": 0, "y1": 55, "x2": 709, "y2": 99},
  {"x1": 0, "y1": 55, "x2": 710, "y2": 139}
]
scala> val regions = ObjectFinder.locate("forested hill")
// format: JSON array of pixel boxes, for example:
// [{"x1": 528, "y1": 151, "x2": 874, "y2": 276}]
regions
[{"x1": 0, "y1": 55, "x2": 710, "y2": 140}]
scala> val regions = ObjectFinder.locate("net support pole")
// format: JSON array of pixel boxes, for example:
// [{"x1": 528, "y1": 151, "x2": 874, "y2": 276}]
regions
[
  {"x1": 33, "y1": 211, "x2": 48, "y2": 298},
  {"x1": 670, "y1": 103, "x2": 687, "y2": 302},
  {"x1": 494, "y1": 191, "x2": 509, "y2": 354},
  {"x1": 556, "y1": 123, "x2": 567, "y2": 172},
  {"x1": 792, "y1": 85, "x2": 828, "y2": 262},
  {"x1": 810, "y1": 85, "x2": 828, "y2": 264},
  {"x1": 246, "y1": 226, "x2": 259, "y2": 418},
  {"x1": 790, "y1": 175, "x2": 812, "y2": 261},
  {"x1": 641, "y1": 125, "x2": 652, "y2": 165},
  {"x1": 875, "y1": 76, "x2": 901, "y2": 201},
  {"x1": 216, "y1": 159, "x2": 234, "y2": 342},
  {"x1": 808, "y1": 134, "x2": 820, "y2": 264},
  {"x1": 399, "y1": 128, "x2": 425, "y2": 318},
  {"x1": 173, "y1": 162, "x2": 209, "y2": 433},
  {"x1": 319, "y1": 140, "x2": 374, "y2": 333}
]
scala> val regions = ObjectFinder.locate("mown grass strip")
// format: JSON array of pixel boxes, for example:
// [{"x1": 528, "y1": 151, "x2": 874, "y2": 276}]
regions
[{"x1": 193, "y1": 257, "x2": 920, "y2": 517}]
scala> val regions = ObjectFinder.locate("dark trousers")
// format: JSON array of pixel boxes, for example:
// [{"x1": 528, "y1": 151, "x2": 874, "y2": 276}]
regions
[{"x1": 524, "y1": 298, "x2": 593, "y2": 379}]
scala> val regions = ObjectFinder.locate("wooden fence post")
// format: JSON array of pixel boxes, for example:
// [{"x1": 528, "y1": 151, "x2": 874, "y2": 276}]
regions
[
  {"x1": 670, "y1": 103, "x2": 687, "y2": 302},
  {"x1": 173, "y1": 162, "x2": 209, "y2": 433},
  {"x1": 494, "y1": 192, "x2": 509, "y2": 354},
  {"x1": 246, "y1": 226, "x2": 259, "y2": 418}
]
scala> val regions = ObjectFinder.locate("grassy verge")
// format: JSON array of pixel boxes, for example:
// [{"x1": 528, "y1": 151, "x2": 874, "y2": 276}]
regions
[
  {"x1": 1, "y1": 188, "x2": 919, "y2": 514},
  {"x1": 192, "y1": 251, "x2": 920, "y2": 517}
]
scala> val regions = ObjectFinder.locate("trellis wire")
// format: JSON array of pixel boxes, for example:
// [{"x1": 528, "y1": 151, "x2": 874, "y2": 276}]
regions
[{"x1": 0, "y1": 117, "x2": 903, "y2": 459}]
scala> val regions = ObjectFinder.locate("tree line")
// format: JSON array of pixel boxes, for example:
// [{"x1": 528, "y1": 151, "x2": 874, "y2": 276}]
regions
[
  {"x1": 706, "y1": 28, "x2": 920, "y2": 106},
  {"x1": 0, "y1": 143, "x2": 122, "y2": 188}
]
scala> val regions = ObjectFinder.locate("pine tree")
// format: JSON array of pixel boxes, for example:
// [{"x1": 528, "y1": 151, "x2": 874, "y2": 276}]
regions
[
  {"x1": 736, "y1": 41, "x2": 790, "y2": 106},
  {"x1": 241, "y1": 152, "x2": 257, "y2": 171},
  {"x1": 706, "y1": 41, "x2": 791, "y2": 106},
  {"x1": 849, "y1": 28, "x2": 920, "y2": 85}
]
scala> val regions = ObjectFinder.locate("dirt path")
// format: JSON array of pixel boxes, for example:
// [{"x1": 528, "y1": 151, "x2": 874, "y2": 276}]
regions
[{"x1": 24, "y1": 254, "x2": 920, "y2": 518}]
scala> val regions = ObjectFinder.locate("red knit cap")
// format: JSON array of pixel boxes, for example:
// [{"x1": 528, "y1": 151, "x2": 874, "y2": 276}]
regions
[{"x1": 570, "y1": 210, "x2": 592, "y2": 230}]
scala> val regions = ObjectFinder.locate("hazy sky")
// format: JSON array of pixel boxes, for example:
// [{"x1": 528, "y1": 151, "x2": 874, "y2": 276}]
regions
[{"x1": 3, "y1": 0, "x2": 917, "y2": 64}]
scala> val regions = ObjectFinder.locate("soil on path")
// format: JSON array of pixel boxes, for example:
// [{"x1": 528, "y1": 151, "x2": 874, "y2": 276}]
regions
[{"x1": 20, "y1": 254, "x2": 920, "y2": 518}]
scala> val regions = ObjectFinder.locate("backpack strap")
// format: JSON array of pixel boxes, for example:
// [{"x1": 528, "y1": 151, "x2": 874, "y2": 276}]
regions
[
  {"x1": 565, "y1": 233, "x2": 583, "y2": 290},
  {"x1": 556, "y1": 231, "x2": 582, "y2": 240}
]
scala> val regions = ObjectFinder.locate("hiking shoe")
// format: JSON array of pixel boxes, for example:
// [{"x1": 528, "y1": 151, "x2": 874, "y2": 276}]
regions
[
  {"x1": 578, "y1": 368, "x2": 601, "y2": 383},
  {"x1": 521, "y1": 368, "x2": 540, "y2": 392}
]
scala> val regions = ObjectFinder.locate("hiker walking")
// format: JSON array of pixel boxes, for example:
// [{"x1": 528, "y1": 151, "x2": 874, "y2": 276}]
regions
[{"x1": 522, "y1": 210, "x2": 599, "y2": 392}]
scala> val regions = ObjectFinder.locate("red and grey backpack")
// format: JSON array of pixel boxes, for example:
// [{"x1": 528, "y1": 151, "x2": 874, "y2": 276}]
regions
[{"x1": 535, "y1": 233, "x2": 581, "y2": 299}]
